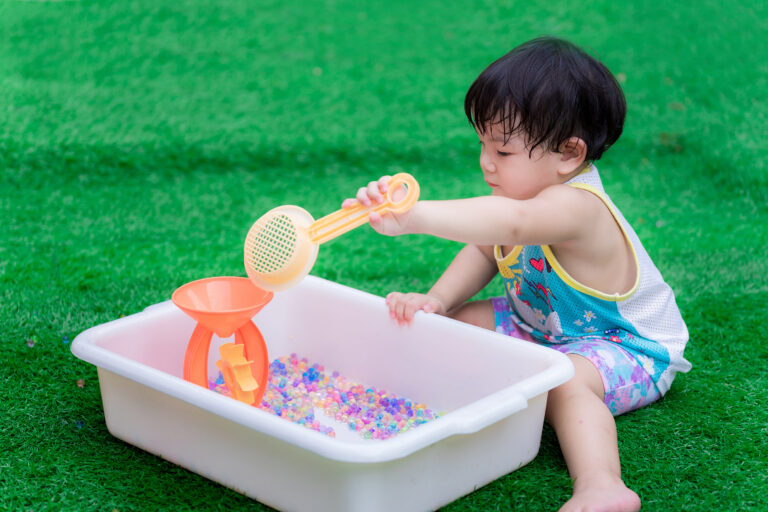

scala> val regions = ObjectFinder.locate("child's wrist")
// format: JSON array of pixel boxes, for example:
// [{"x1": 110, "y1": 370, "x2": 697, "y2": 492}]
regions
[
  {"x1": 402, "y1": 201, "x2": 427, "y2": 235},
  {"x1": 425, "y1": 291, "x2": 450, "y2": 313}
]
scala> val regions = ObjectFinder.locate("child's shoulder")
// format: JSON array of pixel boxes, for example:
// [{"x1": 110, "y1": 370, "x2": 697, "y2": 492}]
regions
[{"x1": 535, "y1": 180, "x2": 608, "y2": 220}]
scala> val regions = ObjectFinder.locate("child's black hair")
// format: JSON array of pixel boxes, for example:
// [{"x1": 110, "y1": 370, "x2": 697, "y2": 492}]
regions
[{"x1": 464, "y1": 37, "x2": 626, "y2": 161}]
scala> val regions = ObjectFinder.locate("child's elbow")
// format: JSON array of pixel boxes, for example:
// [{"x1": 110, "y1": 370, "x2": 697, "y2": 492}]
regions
[{"x1": 501, "y1": 203, "x2": 527, "y2": 244}]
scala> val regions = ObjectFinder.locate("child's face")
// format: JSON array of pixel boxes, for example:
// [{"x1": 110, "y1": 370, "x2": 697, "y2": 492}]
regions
[{"x1": 476, "y1": 124, "x2": 565, "y2": 201}]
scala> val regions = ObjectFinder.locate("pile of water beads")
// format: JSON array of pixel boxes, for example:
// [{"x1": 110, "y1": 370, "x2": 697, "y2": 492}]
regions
[{"x1": 209, "y1": 353, "x2": 439, "y2": 440}]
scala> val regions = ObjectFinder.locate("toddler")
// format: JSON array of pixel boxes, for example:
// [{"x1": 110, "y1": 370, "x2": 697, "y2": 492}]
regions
[{"x1": 344, "y1": 37, "x2": 691, "y2": 512}]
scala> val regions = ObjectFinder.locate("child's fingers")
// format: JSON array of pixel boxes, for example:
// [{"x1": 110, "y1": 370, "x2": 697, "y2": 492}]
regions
[
  {"x1": 403, "y1": 295, "x2": 431, "y2": 324},
  {"x1": 356, "y1": 186, "x2": 373, "y2": 206},
  {"x1": 404, "y1": 299, "x2": 426, "y2": 325},
  {"x1": 349, "y1": 176, "x2": 392, "y2": 208},
  {"x1": 366, "y1": 180, "x2": 385, "y2": 204},
  {"x1": 386, "y1": 292, "x2": 405, "y2": 324},
  {"x1": 397, "y1": 300, "x2": 411, "y2": 326},
  {"x1": 368, "y1": 211, "x2": 382, "y2": 226},
  {"x1": 355, "y1": 181, "x2": 384, "y2": 206},
  {"x1": 386, "y1": 292, "x2": 403, "y2": 320},
  {"x1": 386, "y1": 292, "x2": 434, "y2": 325},
  {"x1": 377, "y1": 175, "x2": 391, "y2": 194}
]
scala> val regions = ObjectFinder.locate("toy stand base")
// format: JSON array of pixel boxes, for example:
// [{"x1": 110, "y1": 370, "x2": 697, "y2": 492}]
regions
[{"x1": 183, "y1": 320, "x2": 269, "y2": 406}]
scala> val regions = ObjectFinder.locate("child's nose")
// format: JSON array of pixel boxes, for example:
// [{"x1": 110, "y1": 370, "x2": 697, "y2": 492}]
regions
[{"x1": 479, "y1": 149, "x2": 495, "y2": 173}]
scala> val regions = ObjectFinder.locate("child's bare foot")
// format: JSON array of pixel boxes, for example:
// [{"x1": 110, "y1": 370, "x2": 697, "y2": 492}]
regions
[{"x1": 558, "y1": 471, "x2": 641, "y2": 512}]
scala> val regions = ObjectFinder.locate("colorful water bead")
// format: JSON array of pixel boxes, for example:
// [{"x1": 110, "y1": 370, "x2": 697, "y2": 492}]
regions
[{"x1": 209, "y1": 353, "x2": 439, "y2": 440}]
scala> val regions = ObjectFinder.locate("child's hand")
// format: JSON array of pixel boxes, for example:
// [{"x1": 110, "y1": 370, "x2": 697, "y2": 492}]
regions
[
  {"x1": 342, "y1": 175, "x2": 413, "y2": 236},
  {"x1": 385, "y1": 292, "x2": 446, "y2": 326}
]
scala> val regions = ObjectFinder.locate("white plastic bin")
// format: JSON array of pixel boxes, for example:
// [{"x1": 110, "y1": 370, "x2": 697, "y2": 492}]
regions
[{"x1": 71, "y1": 276, "x2": 573, "y2": 512}]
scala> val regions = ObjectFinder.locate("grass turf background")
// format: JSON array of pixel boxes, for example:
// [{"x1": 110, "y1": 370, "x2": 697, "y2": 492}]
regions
[{"x1": 1, "y1": 0, "x2": 766, "y2": 510}]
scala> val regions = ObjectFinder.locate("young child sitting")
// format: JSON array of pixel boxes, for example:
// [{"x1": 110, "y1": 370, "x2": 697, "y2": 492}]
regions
[{"x1": 344, "y1": 36, "x2": 691, "y2": 512}]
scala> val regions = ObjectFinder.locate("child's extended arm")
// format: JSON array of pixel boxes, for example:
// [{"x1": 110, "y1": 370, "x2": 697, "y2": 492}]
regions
[
  {"x1": 394, "y1": 186, "x2": 597, "y2": 247},
  {"x1": 346, "y1": 175, "x2": 600, "y2": 248}
]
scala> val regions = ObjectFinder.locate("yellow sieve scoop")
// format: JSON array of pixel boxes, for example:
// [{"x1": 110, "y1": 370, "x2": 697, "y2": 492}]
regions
[{"x1": 244, "y1": 173, "x2": 419, "y2": 292}]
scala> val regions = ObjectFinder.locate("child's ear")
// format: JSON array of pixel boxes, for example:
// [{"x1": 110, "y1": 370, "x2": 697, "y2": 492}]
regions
[{"x1": 557, "y1": 137, "x2": 587, "y2": 175}]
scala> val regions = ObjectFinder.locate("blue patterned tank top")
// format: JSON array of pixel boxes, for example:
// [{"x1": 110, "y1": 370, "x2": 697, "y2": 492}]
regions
[{"x1": 494, "y1": 165, "x2": 691, "y2": 394}]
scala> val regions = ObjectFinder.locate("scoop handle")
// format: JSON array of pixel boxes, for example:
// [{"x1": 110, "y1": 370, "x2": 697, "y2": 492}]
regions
[{"x1": 309, "y1": 173, "x2": 420, "y2": 244}]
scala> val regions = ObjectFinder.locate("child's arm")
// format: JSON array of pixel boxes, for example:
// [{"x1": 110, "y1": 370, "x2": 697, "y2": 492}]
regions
[
  {"x1": 346, "y1": 175, "x2": 610, "y2": 320},
  {"x1": 386, "y1": 243, "x2": 497, "y2": 324},
  {"x1": 351, "y1": 177, "x2": 602, "y2": 248}
]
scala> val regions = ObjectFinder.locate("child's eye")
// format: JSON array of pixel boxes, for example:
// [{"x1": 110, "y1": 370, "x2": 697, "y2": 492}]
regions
[{"x1": 497, "y1": 151, "x2": 511, "y2": 156}]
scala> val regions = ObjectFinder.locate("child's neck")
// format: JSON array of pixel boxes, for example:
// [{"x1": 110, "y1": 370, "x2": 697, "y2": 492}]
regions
[{"x1": 560, "y1": 161, "x2": 592, "y2": 184}]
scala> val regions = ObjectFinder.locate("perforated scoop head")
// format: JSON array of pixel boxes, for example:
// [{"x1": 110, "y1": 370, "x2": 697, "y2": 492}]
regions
[{"x1": 244, "y1": 205, "x2": 319, "y2": 292}]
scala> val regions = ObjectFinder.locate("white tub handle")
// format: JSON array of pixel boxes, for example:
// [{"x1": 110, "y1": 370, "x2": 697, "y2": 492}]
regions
[{"x1": 449, "y1": 388, "x2": 529, "y2": 434}]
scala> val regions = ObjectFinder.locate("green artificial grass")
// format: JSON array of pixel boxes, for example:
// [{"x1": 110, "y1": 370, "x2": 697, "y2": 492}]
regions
[{"x1": 1, "y1": 0, "x2": 766, "y2": 510}]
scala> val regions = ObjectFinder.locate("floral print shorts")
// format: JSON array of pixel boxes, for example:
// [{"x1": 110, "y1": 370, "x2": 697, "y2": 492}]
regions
[{"x1": 492, "y1": 297, "x2": 661, "y2": 416}]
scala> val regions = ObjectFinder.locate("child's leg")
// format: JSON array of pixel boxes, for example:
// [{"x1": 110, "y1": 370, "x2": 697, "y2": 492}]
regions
[
  {"x1": 546, "y1": 355, "x2": 641, "y2": 512},
  {"x1": 450, "y1": 298, "x2": 535, "y2": 341},
  {"x1": 448, "y1": 299, "x2": 496, "y2": 329},
  {"x1": 455, "y1": 298, "x2": 646, "y2": 511}
]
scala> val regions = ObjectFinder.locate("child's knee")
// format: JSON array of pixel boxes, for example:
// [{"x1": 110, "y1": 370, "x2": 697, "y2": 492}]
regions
[
  {"x1": 545, "y1": 373, "x2": 611, "y2": 424},
  {"x1": 548, "y1": 356, "x2": 606, "y2": 410},
  {"x1": 564, "y1": 354, "x2": 606, "y2": 400}
]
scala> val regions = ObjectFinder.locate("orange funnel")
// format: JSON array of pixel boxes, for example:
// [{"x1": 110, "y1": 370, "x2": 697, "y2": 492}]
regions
[
  {"x1": 172, "y1": 276, "x2": 273, "y2": 406},
  {"x1": 172, "y1": 276, "x2": 273, "y2": 337}
]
